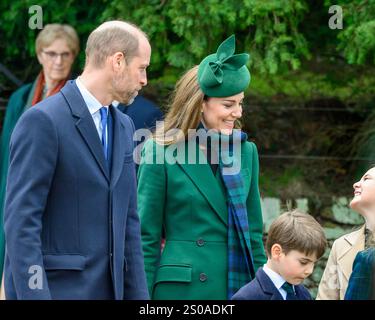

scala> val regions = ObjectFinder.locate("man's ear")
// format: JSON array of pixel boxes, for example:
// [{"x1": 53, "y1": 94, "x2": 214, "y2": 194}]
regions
[
  {"x1": 271, "y1": 243, "x2": 283, "y2": 260},
  {"x1": 111, "y1": 52, "x2": 125, "y2": 71}
]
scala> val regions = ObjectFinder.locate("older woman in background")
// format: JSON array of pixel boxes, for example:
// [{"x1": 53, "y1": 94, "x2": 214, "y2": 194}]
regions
[{"x1": 0, "y1": 24, "x2": 79, "y2": 296}]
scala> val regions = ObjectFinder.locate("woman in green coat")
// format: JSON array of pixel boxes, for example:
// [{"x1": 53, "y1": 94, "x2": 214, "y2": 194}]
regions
[{"x1": 137, "y1": 35, "x2": 266, "y2": 300}]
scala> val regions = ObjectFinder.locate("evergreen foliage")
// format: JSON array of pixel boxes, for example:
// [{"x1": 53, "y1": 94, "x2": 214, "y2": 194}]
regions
[
  {"x1": 1, "y1": 0, "x2": 375, "y2": 170},
  {"x1": 0, "y1": 1, "x2": 374, "y2": 92}
]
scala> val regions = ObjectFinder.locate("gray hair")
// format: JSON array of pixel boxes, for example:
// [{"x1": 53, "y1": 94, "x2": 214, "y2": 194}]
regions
[
  {"x1": 85, "y1": 20, "x2": 148, "y2": 67},
  {"x1": 36, "y1": 23, "x2": 80, "y2": 57}
]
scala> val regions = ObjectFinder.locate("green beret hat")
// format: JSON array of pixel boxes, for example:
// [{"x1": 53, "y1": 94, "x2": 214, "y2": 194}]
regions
[{"x1": 197, "y1": 35, "x2": 251, "y2": 97}]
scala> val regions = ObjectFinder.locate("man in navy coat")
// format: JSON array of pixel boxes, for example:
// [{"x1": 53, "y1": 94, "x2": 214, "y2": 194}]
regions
[
  {"x1": 3, "y1": 21, "x2": 151, "y2": 300},
  {"x1": 117, "y1": 95, "x2": 163, "y2": 133}
]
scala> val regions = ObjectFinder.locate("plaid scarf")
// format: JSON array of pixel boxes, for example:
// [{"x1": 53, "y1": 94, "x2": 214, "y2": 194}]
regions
[
  {"x1": 31, "y1": 71, "x2": 67, "y2": 106},
  {"x1": 201, "y1": 126, "x2": 255, "y2": 299},
  {"x1": 344, "y1": 247, "x2": 375, "y2": 300}
]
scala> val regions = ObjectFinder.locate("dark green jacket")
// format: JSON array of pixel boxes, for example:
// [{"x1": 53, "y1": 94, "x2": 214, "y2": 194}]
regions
[
  {"x1": 137, "y1": 138, "x2": 266, "y2": 300},
  {"x1": 0, "y1": 83, "x2": 32, "y2": 279}
]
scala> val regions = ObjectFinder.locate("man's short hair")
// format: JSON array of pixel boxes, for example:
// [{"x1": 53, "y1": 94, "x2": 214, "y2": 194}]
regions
[
  {"x1": 266, "y1": 209, "x2": 327, "y2": 259},
  {"x1": 85, "y1": 20, "x2": 148, "y2": 67}
]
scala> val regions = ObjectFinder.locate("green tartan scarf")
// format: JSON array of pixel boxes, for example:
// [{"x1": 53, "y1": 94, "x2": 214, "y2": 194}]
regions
[{"x1": 203, "y1": 126, "x2": 255, "y2": 299}]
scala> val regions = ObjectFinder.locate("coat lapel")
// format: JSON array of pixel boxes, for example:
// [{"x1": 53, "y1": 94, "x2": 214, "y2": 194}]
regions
[
  {"x1": 338, "y1": 225, "x2": 365, "y2": 281},
  {"x1": 257, "y1": 268, "x2": 284, "y2": 300},
  {"x1": 176, "y1": 141, "x2": 228, "y2": 226},
  {"x1": 294, "y1": 285, "x2": 310, "y2": 300},
  {"x1": 60, "y1": 81, "x2": 109, "y2": 182},
  {"x1": 109, "y1": 106, "x2": 126, "y2": 188}
]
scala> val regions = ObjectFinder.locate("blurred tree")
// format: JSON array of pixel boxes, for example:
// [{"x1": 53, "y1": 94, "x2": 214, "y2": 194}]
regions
[
  {"x1": 334, "y1": 0, "x2": 375, "y2": 65},
  {"x1": 101, "y1": 0, "x2": 310, "y2": 77},
  {"x1": 1, "y1": 1, "x2": 374, "y2": 91},
  {"x1": 0, "y1": 0, "x2": 375, "y2": 111},
  {"x1": 0, "y1": 0, "x2": 109, "y2": 82}
]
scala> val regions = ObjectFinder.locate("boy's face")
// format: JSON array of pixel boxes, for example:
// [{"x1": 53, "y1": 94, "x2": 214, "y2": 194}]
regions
[{"x1": 277, "y1": 250, "x2": 317, "y2": 285}]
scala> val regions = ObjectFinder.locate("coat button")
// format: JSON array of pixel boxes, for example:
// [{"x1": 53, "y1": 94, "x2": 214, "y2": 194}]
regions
[
  {"x1": 199, "y1": 273, "x2": 207, "y2": 282},
  {"x1": 196, "y1": 238, "x2": 205, "y2": 247}
]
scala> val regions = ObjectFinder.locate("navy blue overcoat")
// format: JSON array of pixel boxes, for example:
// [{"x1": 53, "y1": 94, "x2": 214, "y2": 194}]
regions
[{"x1": 3, "y1": 81, "x2": 148, "y2": 300}]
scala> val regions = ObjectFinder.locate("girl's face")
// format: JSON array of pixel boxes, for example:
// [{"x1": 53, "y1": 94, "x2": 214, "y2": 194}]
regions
[
  {"x1": 350, "y1": 167, "x2": 375, "y2": 214},
  {"x1": 201, "y1": 92, "x2": 244, "y2": 135}
]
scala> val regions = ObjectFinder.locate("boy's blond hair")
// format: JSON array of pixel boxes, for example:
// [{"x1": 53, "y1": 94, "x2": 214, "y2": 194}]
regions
[{"x1": 266, "y1": 210, "x2": 327, "y2": 259}]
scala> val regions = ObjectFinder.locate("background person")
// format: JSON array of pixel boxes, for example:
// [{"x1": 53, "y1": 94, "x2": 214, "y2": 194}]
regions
[
  {"x1": 0, "y1": 23, "x2": 79, "y2": 292},
  {"x1": 137, "y1": 35, "x2": 266, "y2": 300},
  {"x1": 117, "y1": 95, "x2": 163, "y2": 166},
  {"x1": 344, "y1": 247, "x2": 375, "y2": 300},
  {"x1": 117, "y1": 95, "x2": 163, "y2": 133},
  {"x1": 317, "y1": 166, "x2": 375, "y2": 299}
]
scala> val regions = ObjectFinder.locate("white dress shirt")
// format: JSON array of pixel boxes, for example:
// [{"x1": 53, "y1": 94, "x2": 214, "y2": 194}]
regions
[
  {"x1": 263, "y1": 264, "x2": 295, "y2": 300},
  {"x1": 75, "y1": 77, "x2": 108, "y2": 146}
]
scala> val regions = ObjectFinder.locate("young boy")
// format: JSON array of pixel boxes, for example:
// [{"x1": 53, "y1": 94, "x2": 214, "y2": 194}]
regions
[{"x1": 232, "y1": 210, "x2": 327, "y2": 300}]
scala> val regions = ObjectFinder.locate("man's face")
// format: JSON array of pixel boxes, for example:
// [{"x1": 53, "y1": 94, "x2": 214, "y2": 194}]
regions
[{"x1": 112, "y1": 37, "x2": 151, "y2": 105}]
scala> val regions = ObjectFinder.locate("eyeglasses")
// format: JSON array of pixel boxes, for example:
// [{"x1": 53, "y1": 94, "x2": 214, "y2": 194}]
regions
[{"x1": 42, "y1": 50, "x2": 73, "y2": 61}]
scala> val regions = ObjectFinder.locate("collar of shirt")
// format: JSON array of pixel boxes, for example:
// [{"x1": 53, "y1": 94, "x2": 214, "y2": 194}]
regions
[
  {"x1": 263, "y1": 264, "x2": 287, "y2": 291},
  {"x1": 111, "y1": 100, "x2": 120, "y2": 107},
  {"x1": 263, "y1": 264, "x2": 295, "y2": 299},
  {"x1": 75, "y1": 77, "x2": 108, "y2": 114},
  {"x1": 75, "y1": 77, "x2": 109, "y2": 145}
]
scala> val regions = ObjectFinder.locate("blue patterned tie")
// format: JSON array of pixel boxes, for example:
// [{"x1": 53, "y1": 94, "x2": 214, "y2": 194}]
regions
[
  {"x1": 282, "y1": 282, "x2": 297, "y2": 300},
  {"x1": 99, "y1": 107, "x2": 108, "y2": 159}
]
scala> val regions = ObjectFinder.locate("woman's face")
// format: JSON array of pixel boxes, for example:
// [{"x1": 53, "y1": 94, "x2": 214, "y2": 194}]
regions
[
  {"x1": 37, "y1": 38, "x2": 75, "y2": 83},
  {"x1": 350, "y1": 167, "x2": 375, "y2": 214},
  {"x1": 201, "y1": 92, "x2": 244, "y2": 135}
]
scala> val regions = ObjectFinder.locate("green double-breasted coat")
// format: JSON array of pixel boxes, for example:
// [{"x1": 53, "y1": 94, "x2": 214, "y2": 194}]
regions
[{"x1": 137, "y1": 138, "x2": 266, "y2": 300}]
